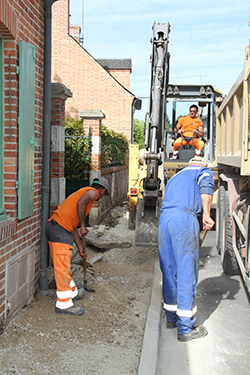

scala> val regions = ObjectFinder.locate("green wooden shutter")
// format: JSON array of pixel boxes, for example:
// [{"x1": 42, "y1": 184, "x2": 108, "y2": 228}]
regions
[
  {"x1": 0, "y1": 37, "x2": 7, "y2": 221},
  {"x1": 17, "y1": 42, "x2": 36, "y2": 219}
]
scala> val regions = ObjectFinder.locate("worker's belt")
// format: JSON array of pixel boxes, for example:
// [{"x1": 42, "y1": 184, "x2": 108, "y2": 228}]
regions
[
  {"x1": 183, "y1": 136, "x2": 196, "y2": 142},
  {"x1": 46, "y1": 219, "x2": 74, "y2": 245}
]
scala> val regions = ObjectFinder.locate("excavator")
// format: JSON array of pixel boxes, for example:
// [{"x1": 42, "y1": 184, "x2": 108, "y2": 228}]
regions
[{"x1": 128, "y1": 22, "x2": 223, "y2": 247}]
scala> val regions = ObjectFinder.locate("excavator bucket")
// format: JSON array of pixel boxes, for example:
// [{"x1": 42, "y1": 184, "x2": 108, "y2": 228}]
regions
[{"x1": 135, "y1": 198, "x2": 161, "y2": 247}]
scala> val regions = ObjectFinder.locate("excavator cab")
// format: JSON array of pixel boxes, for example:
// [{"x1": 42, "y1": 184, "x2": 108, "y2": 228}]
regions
[{"x1": 165, "y1": 84, "x2": 223, "y2": 163}]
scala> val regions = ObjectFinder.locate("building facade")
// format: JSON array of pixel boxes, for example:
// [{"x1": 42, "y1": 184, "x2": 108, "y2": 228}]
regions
[
  {"x1": 0, "y1": 0, "x2": 46, "y2": 325},
  {"x1": 51, "y1": 0, "x2": 134, "y2": 142}
]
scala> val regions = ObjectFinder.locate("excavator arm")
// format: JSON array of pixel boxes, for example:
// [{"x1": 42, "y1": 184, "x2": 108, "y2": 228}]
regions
[{"x1": 135, "y1": 22, "x2": 170, "y2": 247}]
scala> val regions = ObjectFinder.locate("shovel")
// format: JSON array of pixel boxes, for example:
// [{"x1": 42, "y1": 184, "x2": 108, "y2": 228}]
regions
[
  {"x1": 199, "y1": 229, "x2": 207, "y2": 268},
  {"x1": 82, "y1": 238, "x2": 96, "y2": 292},
  {"x1": 200, "y1": 229, "x2": 208, "y2": 247}
]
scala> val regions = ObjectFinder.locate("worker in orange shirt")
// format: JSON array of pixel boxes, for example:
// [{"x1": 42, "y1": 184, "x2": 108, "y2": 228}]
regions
[
  {"x1": 172, "y1": 104, "x2": 204, "y2": 159},
  {"x1": 45, "y1": 177, "x2": 109, "y2": 316}
]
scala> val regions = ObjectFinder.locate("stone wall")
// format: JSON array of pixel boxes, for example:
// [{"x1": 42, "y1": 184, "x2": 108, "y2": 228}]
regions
[{"x1": 101, "y1": 166, "x2": 128, "y2": 219}]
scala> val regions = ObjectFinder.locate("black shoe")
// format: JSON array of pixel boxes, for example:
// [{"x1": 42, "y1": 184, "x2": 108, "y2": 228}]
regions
[
  {"x1": 72, "y1": 287, "x2": 86, "y2": 302},
  {"x1": 166, "y1": 321, "x2": 177, "y2": 329},
  {"x1": 55, "y1": 306, "x2": 85, "y2": 316},
  {"x1": 178, "y1": 325, "x2": 208, "y2": 342}
]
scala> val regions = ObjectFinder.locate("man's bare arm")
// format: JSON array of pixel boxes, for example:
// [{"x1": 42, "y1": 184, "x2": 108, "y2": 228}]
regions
[
  {"x1": 174, "y1": 122, "x2": 183, "y2": 134},
  {"x1": 200, "y1": 193, "x2": 214, "y2": 230},
  {"x1": 193, "y1": 125, "x2": 204, "y2": 138},
  {"x1": 77, "y1": 190, "x2": 98, "y2": 238}
]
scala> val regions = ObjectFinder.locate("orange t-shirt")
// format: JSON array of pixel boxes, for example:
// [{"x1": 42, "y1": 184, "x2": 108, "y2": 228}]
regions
[
  {"x1": 178, "y1": 115, "x2": 203, "y2": 137},
  {"x1": 49, "y1": 187, "x2": 99, "y2": 232}
]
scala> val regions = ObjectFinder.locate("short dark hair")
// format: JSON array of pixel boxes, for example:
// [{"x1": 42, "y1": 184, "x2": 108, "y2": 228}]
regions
[
  {"x1": 91, "y1": 182, "x2": 105, "y2": 191},
  {"x1": 189, "y1": 104, "x2": 198, "y2": 111}
]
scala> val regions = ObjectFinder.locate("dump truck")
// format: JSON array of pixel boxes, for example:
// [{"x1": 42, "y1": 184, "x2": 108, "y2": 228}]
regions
[{"x1": 215, "y1": 43, "x2": 250, "y2": 290}]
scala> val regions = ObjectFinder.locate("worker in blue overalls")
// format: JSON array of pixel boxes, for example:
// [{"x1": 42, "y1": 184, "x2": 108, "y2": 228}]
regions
[{"x1": 158, "y1": 156, "x2": 214, "y2": 342}]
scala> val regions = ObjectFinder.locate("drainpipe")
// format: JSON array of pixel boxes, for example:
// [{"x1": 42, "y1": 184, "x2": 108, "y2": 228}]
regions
[
  {"x1": 131, "y1": 99, "x2": 135, "y2": 144},
  {"x1": 39, "y1": 0, "x2": 58, "y2": 295}
]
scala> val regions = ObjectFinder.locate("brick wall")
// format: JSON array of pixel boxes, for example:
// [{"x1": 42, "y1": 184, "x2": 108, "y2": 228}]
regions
[
  {"x1": 0, "y1": 0, "x2": 44, "y2": 324},
  {"x1": 51, "y1": 0, "x2": 134, "y2": 142},
  {"x1": 106, "y1": 69, "x2": 131, "y2": 91}
]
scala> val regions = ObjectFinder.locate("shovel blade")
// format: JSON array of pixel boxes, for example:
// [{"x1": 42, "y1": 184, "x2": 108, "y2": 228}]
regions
[{"x1": 84, "y1": 279, "x2": 96, "y2": 292}]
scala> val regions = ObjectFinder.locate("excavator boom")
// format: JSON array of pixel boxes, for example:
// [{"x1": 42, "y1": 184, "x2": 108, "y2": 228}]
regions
[{"x1": 135, "y1": 22, "x2": 170, "y2": 247}]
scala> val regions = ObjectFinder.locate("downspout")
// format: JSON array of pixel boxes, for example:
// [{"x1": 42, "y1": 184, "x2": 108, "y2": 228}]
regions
[
  {"x1": 131, "y1": 98, "x2": 135, "y2": 143},
  {"x1": 39, "y1": 0, "x2": 58, "y2": 295}
]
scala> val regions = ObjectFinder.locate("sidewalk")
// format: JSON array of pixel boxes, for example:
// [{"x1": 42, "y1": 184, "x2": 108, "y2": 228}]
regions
[{"x1": 138, "y1": 231, "x2": 250, "y2": 375}]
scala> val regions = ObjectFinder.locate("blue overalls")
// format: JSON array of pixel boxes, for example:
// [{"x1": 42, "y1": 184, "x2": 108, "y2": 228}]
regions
[{"x1": 158, "y1": 165, "x2": 214, "y2": 334}]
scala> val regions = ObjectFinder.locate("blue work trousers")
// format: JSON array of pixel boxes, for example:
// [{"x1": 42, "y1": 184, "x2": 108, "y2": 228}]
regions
[{"x1": 158, "y1": 210, "x2": 200, "y2": 334}]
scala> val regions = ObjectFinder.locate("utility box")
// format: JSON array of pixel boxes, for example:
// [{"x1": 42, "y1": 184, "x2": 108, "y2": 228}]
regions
[{"x1": 5, "y1": 246, "x2": 36, "y2": 318}]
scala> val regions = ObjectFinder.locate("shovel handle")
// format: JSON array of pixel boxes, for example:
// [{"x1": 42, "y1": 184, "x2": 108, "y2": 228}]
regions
[
  {"x1": 82, "y1": 238, "x2": 87, "y2": 282},
  {"x1": 200, "y1": 229, "x2": 207, "y2": 247},
  {"x1": 82, "y1": 238, "x2": 96, "y2": 292}
]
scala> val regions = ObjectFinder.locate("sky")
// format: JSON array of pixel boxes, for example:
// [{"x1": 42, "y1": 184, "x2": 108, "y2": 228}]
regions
[{"x1": 69, "y1": 0, "x2": 249, "y2": 120}]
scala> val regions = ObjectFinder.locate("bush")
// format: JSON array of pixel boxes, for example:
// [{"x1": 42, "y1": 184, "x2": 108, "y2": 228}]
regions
[
  {"x1": 64, "y1": 117, "x2": 128, "y2": 174},
  {"x1": 133, "y1": 119, "x2": 145, "y2": 149},
  {"x1": 65, "y1": 116, "x2": 91, "y2": 179},
  {"x1": 101, "y1": 125, "x2": 128, "y2": 168}
]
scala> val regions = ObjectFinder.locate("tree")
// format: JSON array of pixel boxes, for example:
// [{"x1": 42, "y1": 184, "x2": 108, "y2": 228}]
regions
[
  {"x1": 133, "y1": 119, "x2": 145, "y2": 149},
  {"x1": 166, "y1": 115, "x2": 172, "y2": 131},
  {"x1": 134, "y1": 116, "x2": 173, "y2": 148}
]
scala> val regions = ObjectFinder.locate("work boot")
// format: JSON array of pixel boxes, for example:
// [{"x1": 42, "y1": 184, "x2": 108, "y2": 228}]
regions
[
  {"x1": 55, "y1": 306, "x2": 85, "y2": 316},
  {"x1": 178, "y1": 325, "x2": 208, "y2": 342},
  {"x1": 166, "y1": 321, "x2": 177, "y2": 329},
  {"x1": 72, "y1": 287, "x2": 86, "y2": 302}
]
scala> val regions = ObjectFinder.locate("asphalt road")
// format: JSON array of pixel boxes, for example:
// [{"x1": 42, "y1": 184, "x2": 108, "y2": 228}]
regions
[{"x1": 139, "y1": 231, "x2": 250, "y2": 375}]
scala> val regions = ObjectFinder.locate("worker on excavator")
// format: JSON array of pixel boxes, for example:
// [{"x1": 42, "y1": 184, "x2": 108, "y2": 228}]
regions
[
  {"x1": 172, "y1": 104, "x2": 204, "y2": 159},
  {"x1": 158, "y1": 156, "x2": 214, "y2": 341},
  {"x1": 45, "y1": 177, "x2": 109, "y2": 316}
]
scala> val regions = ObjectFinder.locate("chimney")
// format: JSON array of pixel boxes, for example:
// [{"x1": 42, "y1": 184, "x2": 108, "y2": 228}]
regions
[{"x1": 69, "y1": 25, "x2": 81, "y2": 43}]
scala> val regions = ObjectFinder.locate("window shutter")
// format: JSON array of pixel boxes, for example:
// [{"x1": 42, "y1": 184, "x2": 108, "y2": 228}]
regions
[
  {"x1": 17, "y1": 42, "x2": 36, "y2": 219},
  {"x1": 0, "y1": 37, "x2": 7, "y2": 221}
]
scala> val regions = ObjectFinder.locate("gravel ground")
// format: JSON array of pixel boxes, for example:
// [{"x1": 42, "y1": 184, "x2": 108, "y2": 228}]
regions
[{"x1": 0, "y1": 200, "x2": 157, "y2": 375}]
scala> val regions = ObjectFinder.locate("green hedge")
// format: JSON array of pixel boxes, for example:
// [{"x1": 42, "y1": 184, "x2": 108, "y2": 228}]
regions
[
  {"x1": 65, "y1": 117, "x2": 90, "y2": 179},
  {"x1": 64, "y1": 117, "x2": 128, "y2": 175},
  {"x1": 101, "y1": 125, "x2": 128, "y2": 168}
]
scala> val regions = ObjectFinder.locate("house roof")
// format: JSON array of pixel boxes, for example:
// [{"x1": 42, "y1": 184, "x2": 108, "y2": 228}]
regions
[{"x1": 97, "y1": 59, "x2": 132, "y2": 72}]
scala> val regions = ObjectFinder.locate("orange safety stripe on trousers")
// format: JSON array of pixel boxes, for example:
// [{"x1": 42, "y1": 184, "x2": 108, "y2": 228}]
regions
[{"x1": 57, "y1": 296, "x2": 72, "y2": 303}]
